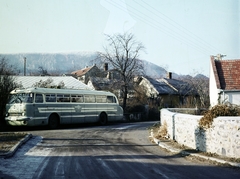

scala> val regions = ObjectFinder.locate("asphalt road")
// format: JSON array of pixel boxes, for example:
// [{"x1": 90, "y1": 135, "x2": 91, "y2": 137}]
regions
[{"x1": 1, "y1": 121, "x2": 240, "y2": 179}]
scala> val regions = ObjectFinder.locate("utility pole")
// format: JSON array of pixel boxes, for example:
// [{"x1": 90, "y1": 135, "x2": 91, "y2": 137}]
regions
[{"x1": 24, "y1": 57, "x2": 26, "y2": 76}]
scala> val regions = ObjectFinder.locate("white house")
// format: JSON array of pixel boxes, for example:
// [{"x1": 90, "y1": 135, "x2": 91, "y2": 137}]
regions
[{"x1": 209, "y1": 55, "x2": 240, "y2": 106}]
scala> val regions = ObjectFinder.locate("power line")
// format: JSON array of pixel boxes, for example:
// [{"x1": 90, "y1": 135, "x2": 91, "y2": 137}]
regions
[
  {"x1": 104, "y1": 0, "x2": 220, "y2": 55},
  {"x1": 137, "y1": 0, "x2": 221, "y2": 53}
]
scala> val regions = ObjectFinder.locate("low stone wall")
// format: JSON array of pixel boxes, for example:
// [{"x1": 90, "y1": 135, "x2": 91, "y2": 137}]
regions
[{"x1": 160, "y1": 108, "x2": 240, "y2": 158}]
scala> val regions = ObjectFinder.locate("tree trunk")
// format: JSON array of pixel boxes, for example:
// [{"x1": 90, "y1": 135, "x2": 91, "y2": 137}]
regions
[{"x1": 122, "y1": 85, "x2": 128, "y2": 111}]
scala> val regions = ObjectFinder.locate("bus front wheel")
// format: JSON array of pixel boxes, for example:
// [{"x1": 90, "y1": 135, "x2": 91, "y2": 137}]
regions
[
  {"x1": 48, "y1": 114, "x2": 59, "y2": 129},
  {"x1": 99, "y1": 113, "x2": 108, "y2": 125}
]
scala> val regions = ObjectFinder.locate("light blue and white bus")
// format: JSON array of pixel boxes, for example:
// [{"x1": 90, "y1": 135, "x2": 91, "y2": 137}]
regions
[{"x1": 5, "y1": 88, "x2": 123, "y2": 128}]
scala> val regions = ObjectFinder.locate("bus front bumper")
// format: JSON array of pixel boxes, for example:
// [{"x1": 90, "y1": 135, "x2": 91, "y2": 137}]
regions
[{"x1": 5, "y1": 116, "x2": 33, "y2": 126}]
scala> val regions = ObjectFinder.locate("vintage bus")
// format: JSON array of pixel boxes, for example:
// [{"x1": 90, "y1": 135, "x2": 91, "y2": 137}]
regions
[{"x1": 5, "y1": 88, "x2": 123, "y2": 128}]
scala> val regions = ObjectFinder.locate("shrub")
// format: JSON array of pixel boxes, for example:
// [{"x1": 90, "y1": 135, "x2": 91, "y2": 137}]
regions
[
  {"x1": 199, "y1": 104, "x2": 240, "y2": 129},
  {"x1": 148, "y1": 106, "x2": 160, "y2": 120},
  {"x1": 0, "y1": 58, "x2": 18, "y2": 123}
]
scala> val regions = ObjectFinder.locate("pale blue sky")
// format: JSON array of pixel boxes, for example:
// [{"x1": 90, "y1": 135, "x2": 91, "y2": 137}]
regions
[{"x1": 0, "y1": 0, "x2": 239, "y2": 76}]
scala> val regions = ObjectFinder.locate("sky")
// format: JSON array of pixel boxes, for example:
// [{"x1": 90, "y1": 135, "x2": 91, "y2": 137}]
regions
[{"x1": 0, "y1": 0, "x2": 239, "y2": 76}]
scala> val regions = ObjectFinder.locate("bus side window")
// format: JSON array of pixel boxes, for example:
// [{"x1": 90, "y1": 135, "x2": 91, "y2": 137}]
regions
[
  {"x1": 107, "y1": 96, "x2": 113, "y2": 103},
  {"x1": 84, "y1": 95, "x2": 95, "y2": 103},
  {"x1": 35, "y1": 94, "x2": 43, "y2": 103},
  {"x1": 57, "y1": 94, "x2": 63, "y2": 102},
  {"x1": 113, "y1": 97, "x2": 117, "y2": 103},
  {"x1": 107, "y1": 96, "x2": 117, "y2": 103},
  {"x1": 63, "y1": 94, "x2": 70, "y2": 102},
  {"x1": 96, "y1": 95, "x2": 107, "y2": 103},
  {"x1": 46, "y1": 94, "x2": 56, "y2": 102},
  {"x1": 71, "y1": 95, "x2": 83, "y2": 103}
]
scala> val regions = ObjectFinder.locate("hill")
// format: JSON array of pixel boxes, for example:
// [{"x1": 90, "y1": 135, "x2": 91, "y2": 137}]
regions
[{"x1": 0, "y1": 52, "x2": 168, "y2": 78}]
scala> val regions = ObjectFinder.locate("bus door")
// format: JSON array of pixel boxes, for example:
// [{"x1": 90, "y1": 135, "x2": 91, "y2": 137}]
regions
[
  {"x1": 33, "y1": 93, "x2": 47, "y2": 125},
  {"x1": 71, "y1": 94, "x2": 85, "y2": 123},
  {"x1": 84, "y1": 95, "x2": 97, "y2": 123}
]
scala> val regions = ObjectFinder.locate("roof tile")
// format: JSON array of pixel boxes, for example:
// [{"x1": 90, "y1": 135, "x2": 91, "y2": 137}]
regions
[
  {"x1": 71, "y1": 66, "x2": 92, "y2": 76},
  {"x1": 213, "y1": 59, "x2": 240, "y2": 90}
]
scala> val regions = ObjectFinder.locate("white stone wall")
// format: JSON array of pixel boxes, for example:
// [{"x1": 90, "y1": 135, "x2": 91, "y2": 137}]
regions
[{"x1": 160, "y1": 109, "x2": 240, "y2": 158}]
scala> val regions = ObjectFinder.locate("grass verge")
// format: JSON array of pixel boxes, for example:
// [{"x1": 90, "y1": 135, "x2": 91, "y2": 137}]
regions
[{"x1": 0, "y1": 132, "x2": 28, "y2": 154}]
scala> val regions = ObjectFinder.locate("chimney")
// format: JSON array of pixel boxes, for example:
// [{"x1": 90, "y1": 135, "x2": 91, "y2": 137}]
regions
[
  {"x1": 107, "y1": 72, "x2": 112, "y2": 79},
  {"x1": 167, "y1": 72, "x2": 172, "y2": 79},
  {"x1": 104, "y1": 63, "x2": 108, "y2": 71}
]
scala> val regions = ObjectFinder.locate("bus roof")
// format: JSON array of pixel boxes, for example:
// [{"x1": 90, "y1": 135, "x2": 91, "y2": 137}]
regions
[{"x1": 10, "y1": 88, "x2": 115, "y2": 96}]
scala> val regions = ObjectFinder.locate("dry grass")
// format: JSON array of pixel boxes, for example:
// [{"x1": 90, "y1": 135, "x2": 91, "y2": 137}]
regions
[
  {"x1": 0, "y1": 132, "x2": 27, "y2": 154},
  {"x1": 154, "y1": 121, "x2": 168, "y2": 139}
]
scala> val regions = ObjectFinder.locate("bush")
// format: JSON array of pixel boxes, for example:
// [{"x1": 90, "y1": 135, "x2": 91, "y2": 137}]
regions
[
  {"x1": 0, "y1": 58, "x2": 18, "y2": 123},
  {"x1": 199, "y1": 104, "x2": 240, "y2": 129},
  {"x1": 125, "y1": 104, "x2": 145, "y2": 113},
  {"x1": 148, "y1": 106, "x2": 160, "y2": 120}
]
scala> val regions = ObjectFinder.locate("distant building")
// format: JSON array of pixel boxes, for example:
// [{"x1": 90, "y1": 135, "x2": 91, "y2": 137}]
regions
[
  {"x1": 138, "y1": 72, "x2": 198, "y2": 107},
  {"x1": 71, "y1": 65, "x2": 102, "y2": 84},
  {"x1": 13, "y1": 76, "x2": 91, "y2": 89},
  {"x1": 87, "y1": 77, "x2": 117, "y2": 91},
  {"x1": 209, "y1": 55, "x2": 240, "y2": 106}
]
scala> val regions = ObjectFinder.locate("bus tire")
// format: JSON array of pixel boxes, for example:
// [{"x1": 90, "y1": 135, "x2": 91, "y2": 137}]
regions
[
  {"x1": 99, "y1": 112, "x2": 108, "y2": 125},
  {"x1": 48, "y1": 114, "x2": 59, "y2": 129}
]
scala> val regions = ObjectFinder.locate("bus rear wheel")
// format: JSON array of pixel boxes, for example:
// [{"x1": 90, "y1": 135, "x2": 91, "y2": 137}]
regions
[
  {"x1": 99, "y1": 113, "x2": 107, "y2": 125},
  {"x1": 48, "y1": 114, "x2": 59, "y2": 129}
]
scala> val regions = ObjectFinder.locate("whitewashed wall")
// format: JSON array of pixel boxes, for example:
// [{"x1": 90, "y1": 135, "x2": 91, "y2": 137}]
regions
[
  {"x1": 160, "y1": 108, "x2": 240, "y2": 158},
  {"x1": 209, "y1": 60, "x2": 220, "y2": 107}
]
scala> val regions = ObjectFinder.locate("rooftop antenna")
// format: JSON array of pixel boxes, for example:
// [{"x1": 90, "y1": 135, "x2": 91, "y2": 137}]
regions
[{"x1": 214, "y1": 54, "x2": 226, "y2": 60}]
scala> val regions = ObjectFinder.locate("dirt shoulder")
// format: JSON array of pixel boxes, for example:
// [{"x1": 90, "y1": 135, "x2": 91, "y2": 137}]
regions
[{"x1": 0, "y1": 132, "x2": 28, "y2": 155}]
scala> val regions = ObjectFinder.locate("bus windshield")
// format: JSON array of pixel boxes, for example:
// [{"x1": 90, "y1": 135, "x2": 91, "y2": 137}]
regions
[{"x1": 8, "y1": 93, "x2": 34, "y2": 104}]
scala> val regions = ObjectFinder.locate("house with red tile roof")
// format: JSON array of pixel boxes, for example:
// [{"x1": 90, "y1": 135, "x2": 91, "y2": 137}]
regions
[
  {"x1": 210, "y1": 55, "x2": 240, "y2": 106},
  {"x1": 71, "y1": 65, "x2": 102, "y2": 84}
]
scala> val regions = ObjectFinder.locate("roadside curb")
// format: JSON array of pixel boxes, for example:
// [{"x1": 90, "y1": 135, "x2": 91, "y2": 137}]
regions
[
  {"x1": 0, "y1": 133, "x2": 32, "y2": 159},
  {"x1": 150, "y1": 135, "x2": 240, "y2": 168}
]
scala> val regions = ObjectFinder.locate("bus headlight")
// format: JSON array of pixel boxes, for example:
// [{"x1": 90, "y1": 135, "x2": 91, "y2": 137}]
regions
[
  {"x1": 5, "y1": 113, "x2": 9, "y2": 117},
  {"x1": 22, "y1": 112, "x2": 25, "y2": 116}
]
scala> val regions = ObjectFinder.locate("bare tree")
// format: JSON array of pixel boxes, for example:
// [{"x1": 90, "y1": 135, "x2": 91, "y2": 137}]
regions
[
  {"x1": 179, "y1": 74, "x2": 210, "y2": 108},
  {"x1": 191, "y1": 76, "x2": 209, "y2": 108},
  {"x1": 38, "y1": 66, "x2": 50, "y2": 76},
  {"x1": 98, "y1": 33, "x2": 145, "y2": 110},
  {"x1": 0, "y1": 57, "x2": 18, "y2": 123}
]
